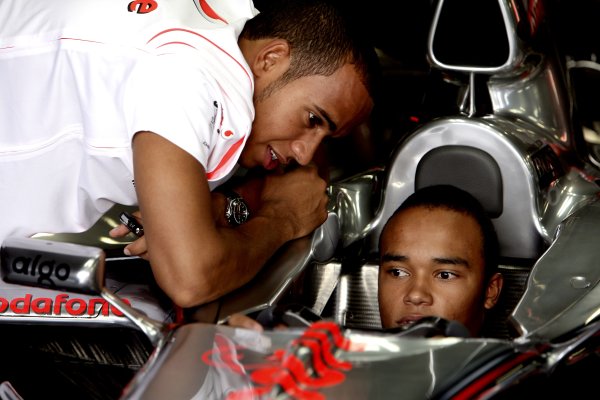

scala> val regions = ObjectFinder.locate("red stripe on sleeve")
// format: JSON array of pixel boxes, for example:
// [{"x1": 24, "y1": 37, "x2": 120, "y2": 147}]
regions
[{"x1": 206, "y1": 136, "x2": 245, "y2": 180}]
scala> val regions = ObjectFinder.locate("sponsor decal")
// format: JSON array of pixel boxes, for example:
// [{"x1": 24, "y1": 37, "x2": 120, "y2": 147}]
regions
[
  {"x1": 10, "y1": 254, "x2": 71, "y2": 286},
  {"x1": 202, "y1": 322, "x2": 353, "y2": 399},
  {"x1": 209, "y1": 101, "x2": 219, "y2": 133},
  {"x1": 128, "y1": 0, "x2": 158, "y2": 14},
  {"x1": 0, "y1": 294, "x2": 131, "y2": 318},
  {"x1": 211, "y1": 100, "x2": 236, "y2": 140}
]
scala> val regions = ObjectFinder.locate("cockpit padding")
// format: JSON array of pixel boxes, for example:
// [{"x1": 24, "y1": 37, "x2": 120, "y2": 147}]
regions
[{"x1": 415, "y1": 145, "x2": 503, "y2": 218}]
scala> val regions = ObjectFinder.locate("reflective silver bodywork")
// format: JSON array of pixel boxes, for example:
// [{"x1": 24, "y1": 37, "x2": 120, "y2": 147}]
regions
[
  {"x1": 488, "y1": 55, "x2": 573, "y2": 147},
  {"x1": 512, "y1": 198, "x2": 600, "y2": 340},
  {"x1": 428, "y1": 0, "x2": 525, "y2": 75},
  {"x1": 191, "y1": 211, "x2": 342, "y2": 323},
  {"x1": 1, "y1": 237, "x2": 106, "y2": 294},
  {"x1": 1, "y1": 0, "x2": 599, "y2": 398},
  {"x1": 121, "y1": 323, "x2": 515, "y2": 400}
]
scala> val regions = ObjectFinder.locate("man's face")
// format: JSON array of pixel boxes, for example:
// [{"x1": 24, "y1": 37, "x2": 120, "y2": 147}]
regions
[
  {"x1": 378, "y1": 206, "x2": 496, "y2": 336},
  {"x1": 239, "y1": 63, "x2": 373, "y2": 170}
]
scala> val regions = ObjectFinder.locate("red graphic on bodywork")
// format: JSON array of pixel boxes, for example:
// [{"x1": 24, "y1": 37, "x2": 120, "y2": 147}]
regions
[
  {"x1": 201, "y1": 321, "x2": 354, "y2": 399},
  {"x1": 201, "y1": 334, "x2": 246, "y2": 374}
]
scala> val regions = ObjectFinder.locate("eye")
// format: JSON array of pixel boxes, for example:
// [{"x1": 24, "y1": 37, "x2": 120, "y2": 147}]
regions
[
  {"x1": 308, "y1": 111, "x2": 321, "y2": 128},
  {"x1": 436, "y1": 271, "x2": 458, "y2": 280},
  {"x1": 388, "y1": 268, "x2": 409, "y2": 278}
]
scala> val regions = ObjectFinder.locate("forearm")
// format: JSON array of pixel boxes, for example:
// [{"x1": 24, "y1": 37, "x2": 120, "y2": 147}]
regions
[
  {"x1": 152, "y1": 212, "x2": 303, "y2": 306},
  {"x1": 133, "y1": 132, "x2": 326, "y2": 307},
  {"x1": 194, "y1": 214, "x2": 295, "y2": 303},
  {"x1": 210, "y1": 191, "x2": 229, "y2": 227}
]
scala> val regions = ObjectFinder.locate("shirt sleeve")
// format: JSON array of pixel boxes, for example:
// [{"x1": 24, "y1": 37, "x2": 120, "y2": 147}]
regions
[{"x1": 125, "y1": 54, "x2": 218, "y2": 170}]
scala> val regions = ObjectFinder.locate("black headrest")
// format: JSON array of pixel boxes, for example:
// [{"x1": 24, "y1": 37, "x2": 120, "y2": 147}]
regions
[{"x1": 415, "y1": 145, "x2": 503, "y2": 218}]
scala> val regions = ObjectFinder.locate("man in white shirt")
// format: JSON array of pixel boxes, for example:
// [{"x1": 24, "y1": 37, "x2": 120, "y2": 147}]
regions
[{"x1": 0, "y1": 0, "x2": 376, "y2": 307}]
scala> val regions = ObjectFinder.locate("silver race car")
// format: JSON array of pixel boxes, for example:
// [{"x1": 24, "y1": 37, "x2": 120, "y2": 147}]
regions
[{"x1": 1, "y1": 0, "x2": 599, "y2": 399}]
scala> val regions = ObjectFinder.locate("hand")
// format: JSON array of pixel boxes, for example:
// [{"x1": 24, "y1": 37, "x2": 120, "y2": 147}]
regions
[
  {"x1": 108, "y1": 210, "x2": 149, "y2": 259},
  {"x1": 226, "y1": 313, "x2": 264, "y2": 332},
  {"x1": 255, "y1": 164, "x2": 329, "y2": 240},
  {"x1": 224, "y1": 313, "x2": 289, "y2": 332}
]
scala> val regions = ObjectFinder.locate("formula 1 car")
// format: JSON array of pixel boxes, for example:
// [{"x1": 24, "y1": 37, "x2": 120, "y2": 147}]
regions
[{"x1": 1, "y1": 0, "x2": 600, "y2": 399}]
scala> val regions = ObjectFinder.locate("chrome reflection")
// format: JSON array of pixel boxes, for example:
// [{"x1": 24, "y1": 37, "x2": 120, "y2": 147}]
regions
[
  {"x1": 328, "y1": 170, "x2": 383, "y2": 248},
  {"x1": 512, "y1": 199, "x2": 600, "y2": 338}
]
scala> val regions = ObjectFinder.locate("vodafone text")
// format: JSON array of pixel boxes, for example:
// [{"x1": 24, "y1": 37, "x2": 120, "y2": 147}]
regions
[{"x1": 0, "y1": 294, "x2": 131, "y2": 317}]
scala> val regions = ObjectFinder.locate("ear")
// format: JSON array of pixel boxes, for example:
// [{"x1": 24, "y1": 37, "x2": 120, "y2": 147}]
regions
[
  {"x1": 484, "y1": 272, "x2": 504, "y2": 309},
  {"x1": 250, "y1": 39, "x2": 290, "y2": 78}
]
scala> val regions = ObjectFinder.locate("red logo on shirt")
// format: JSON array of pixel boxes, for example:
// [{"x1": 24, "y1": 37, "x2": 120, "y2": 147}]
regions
[
  {"x1": 128, "y1": 0, "x2": 158, "y2": 14},
  {"x1": 224, "y1": 130, "x2": 234, "y2": 138}
]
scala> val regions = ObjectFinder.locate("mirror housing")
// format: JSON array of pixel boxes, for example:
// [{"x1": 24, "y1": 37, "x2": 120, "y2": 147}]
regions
[
  {"x1": 0, "y1": 237, "x2": 166, "y2": 346},
  {"x1": 1, "y1": 237, "x2": 105, "y2": 294}
]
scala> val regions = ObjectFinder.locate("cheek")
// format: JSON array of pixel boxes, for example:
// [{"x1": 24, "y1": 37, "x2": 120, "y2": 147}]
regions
[
  {"x1": 378, "y1": 279, "x2": 400, "y2": 326},
  {"x1": 255, "y1": 90, "x2": 292, "y2": 122},
  {"x1": 437, "y1": 287, "x2": 481, "y2": 322},
  {"x1": 250, "y1": 106, "x2": 268, "y2": 139},
  {"x1": 252, "y1": 108, "x2": 288, "y2": 143}
]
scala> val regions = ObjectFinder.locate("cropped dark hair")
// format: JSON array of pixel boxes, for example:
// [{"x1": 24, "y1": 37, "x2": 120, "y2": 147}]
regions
[
  {"x1": 241, "y1": 0, "x2": 380, "y2": 102},
  {"x1": 384, "y1": 185, "x2": 500, "y2": 283}
]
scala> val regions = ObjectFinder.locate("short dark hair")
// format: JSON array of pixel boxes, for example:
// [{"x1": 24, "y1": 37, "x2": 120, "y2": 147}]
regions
[
  {"x1": 241, "y1": 0, "x2": 380, "y2": 102},
  {"x1": 382, "y1": 185, "x2": 500, "y2": 283}
]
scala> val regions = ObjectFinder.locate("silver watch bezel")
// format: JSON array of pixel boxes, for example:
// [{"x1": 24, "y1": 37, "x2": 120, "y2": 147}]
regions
[{"x1": 224, "y1": 193, "x2": 249, "y2": 226}]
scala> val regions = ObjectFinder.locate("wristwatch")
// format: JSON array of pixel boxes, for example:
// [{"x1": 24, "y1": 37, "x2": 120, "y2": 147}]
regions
[{"x1": 223, "y1": 189, "x2": 250, "y2": 226}]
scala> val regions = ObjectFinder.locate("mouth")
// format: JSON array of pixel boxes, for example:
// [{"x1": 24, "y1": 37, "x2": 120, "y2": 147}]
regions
[
  {"x1": 264, "y1": 146, "x2": 281, "y2": 170},
  {"x1": 397, "y1": 315, "x2": 427, "y2": 328}
]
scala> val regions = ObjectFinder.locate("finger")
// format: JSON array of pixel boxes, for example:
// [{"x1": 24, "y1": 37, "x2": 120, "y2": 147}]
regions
[
  {"x1": 124, "y1": 247, "x2": 149, "y2": 261},
  {"x1": 124, "y1": 237, "x2": 148, "y2": 257},
  {"x1": 226, "y1": 314, "x2": 264, "y2": 332},
  {"x1": 109, "y1": 224, "x2": 131, "y2": 238}
]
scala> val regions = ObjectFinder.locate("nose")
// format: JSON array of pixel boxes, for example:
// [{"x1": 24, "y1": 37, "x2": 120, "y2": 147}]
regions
[
  {"x1": 403, "y1": 279, "x2": 433, "y2": 306},
  {"x1": 290, "y1": 136, "x2": 320, "y2": 166}
]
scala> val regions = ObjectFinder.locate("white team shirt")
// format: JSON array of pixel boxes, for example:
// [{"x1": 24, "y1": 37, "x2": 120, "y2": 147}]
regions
[{"x1": 0, "y1": 0, "x2": 257, "y2": 242}]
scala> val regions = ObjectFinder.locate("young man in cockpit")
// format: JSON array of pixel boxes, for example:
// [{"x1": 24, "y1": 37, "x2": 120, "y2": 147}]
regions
[{"x1": 377, "y1": 185, "x2": 504, "y2": 337}]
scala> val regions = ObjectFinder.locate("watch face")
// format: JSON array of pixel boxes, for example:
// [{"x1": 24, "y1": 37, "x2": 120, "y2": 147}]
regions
[{"x1": 226, "y1": 197, "x2": 250, "y2": 226}]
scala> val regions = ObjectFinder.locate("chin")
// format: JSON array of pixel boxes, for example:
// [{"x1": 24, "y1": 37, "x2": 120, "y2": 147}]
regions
[
  {"x1": 236, "y1": 154, "x2": 252, "y2": 169},
  {"x1": 237, "y1": 160, "x2": 251, "y2": 169}
]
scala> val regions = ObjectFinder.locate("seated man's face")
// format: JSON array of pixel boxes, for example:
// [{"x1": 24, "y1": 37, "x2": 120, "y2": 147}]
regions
[{"x1": 378, "y1": 206, "x2": 500, "y2": 336}]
